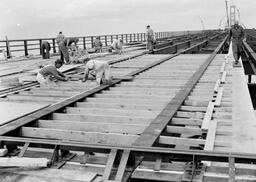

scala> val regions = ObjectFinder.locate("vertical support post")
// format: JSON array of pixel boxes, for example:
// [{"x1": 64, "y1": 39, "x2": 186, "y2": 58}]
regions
[
  {"x1": 126, "y1": 34, "x2": 128, "y2": 43},
  {"x1": 111, "y1": 35, "x2": 113, "y2": 43},
  {"x1": 105, "y1": 36, "x2": 108, "y2": 46},
  {"x1": 24, "y1": 40, "x2": 28, "y2": 56},
  {"x1": 121, "y1": 34, "x2": 124, "y2": 42},
  {"x1": 83, "y1": 37, "x2": 86, "y2": 49},
  {"x1": 39, "y1": 39, "x2": 42, "y2": 55},
  {"x1": 229, "y1": 157, "x2": 235, "y2": 182},
  {"x1": 248, "y1": 75, "x2": 252, "y2": 83},
  {"x1": 91, "y1": 36, "x2": 94, "y2": 48},
  {"x1": 130, "y1": 34, "x2": 132, "y2": 42},
  {"x1": 52, "y1": 39, "x2": 56, "y2": 53},
  {"x1": 137, "y1": 34, "x2": 139, "y2": 42}
]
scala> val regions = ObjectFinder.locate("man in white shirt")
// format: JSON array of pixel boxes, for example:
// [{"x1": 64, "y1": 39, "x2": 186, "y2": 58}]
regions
[{"x1": 82, "y1": 60, "x2": 112, "y2": 85}]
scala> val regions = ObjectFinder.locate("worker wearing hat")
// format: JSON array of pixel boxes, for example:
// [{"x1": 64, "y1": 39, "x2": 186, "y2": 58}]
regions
[
  {"x1": 83, "y1": 59, "x2": 112, "y2": 85},
  {"x1": 230, "y1": 21, "x2": 245, "y2": 65},
  {"x1": 146, "y1": 25, "x2": 155, "y2": 52},
  {"x1": 36, "y1": 59, "x2": 68, "y2": 85},
  {"x1": 59, "y1": 37, "x2": 79, "y2": 64}
]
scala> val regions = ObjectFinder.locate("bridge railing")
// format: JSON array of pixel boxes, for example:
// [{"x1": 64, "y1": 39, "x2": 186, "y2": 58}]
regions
[{"x1": 0, "y1": 30, "x2": 202, "y2": 57}]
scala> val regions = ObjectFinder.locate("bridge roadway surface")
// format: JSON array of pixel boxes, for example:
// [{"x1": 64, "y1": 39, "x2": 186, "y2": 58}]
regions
[{"x1": 0, "y1": 34, "x2": 256, "y2": 181}]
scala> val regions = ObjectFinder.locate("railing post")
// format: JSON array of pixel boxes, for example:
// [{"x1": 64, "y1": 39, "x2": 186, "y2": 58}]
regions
[
  {"x1": 52, "y1": 39, "x2": 56, "y2": 53},
  {"x1": 105, "y1": 36, "x2": 108, "y2": 46},
  {"x1": 39, "y1": 39, "x2": 42, "y2": 55},
  {"x1": 24, "y1": 40, "x2": 28, "y2": 56},
  {"x1": 91, "y1": 36, "x2": 94, "y2": 48},
  {"x1": 116, "y1": 35, "x2": 118, "y2": 39},
  {"x1": 137, "y1": 34, "x2": 139, "y2": 41},
  {"x1": 83, "y1": 37, "x2": 86, "y2": 49},
  {"x1": 111, "y1": 35, "x2": 113, "y2": 43},
  {"x1": 121, "y1": 34, "x2": 124, "y2": 41},
  {"x1": 130, "y1": 34, "x2": 132, "y2": 42},
  {"x1": 126, "y1": 34, "x2": 128, "y2": 43},
  {"x1": 5, "y1": 41, "x2": 10, "y2": 58}
]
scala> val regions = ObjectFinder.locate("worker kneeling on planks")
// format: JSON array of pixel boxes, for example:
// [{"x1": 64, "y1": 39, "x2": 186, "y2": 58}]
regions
[
  {"x1": 36, "y1": 59, "x2": 68, "y2": 85},
  {"x1": 83, "y1": 60, "x2": 112, "y2": 85},
  {"x1": 108, "y1": 38, "x2": 123, "y2": 54}
]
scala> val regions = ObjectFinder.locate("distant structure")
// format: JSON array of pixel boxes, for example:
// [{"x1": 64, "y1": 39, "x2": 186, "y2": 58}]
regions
[{"x1": 230, "y1": 5, "x2": 236, "y2": 26}]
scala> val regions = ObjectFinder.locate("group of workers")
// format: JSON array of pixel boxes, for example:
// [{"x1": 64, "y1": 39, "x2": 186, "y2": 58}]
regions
[{"x1": 37, "y1": 23, "x2": 245, "y2": 86}]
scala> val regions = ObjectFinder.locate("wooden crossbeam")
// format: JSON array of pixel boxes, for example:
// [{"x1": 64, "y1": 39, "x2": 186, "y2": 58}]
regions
[
  {"x1": 21, "y1": 127, "x2": 138, "y2": 146},
  {"x1": 204, "y1": 120, "x2": 218, "y2": 151},
  {"x1": 159, "y1": 136, "x2": 205, "y2": 146},
  {"x1": 18, "y1": 142, "x2": 30, "y2": 157},
  {"x1": 102, "y1": 149, "x2": 118, "y2": 181},
  {"x1": 201, "y1": 102, "x2": 215, "y2": 130},
  {"x1": 115, "y1": 150, "x2": 131, "y2": 181}
]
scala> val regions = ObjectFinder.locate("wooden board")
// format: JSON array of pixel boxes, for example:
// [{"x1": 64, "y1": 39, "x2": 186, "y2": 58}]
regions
[
  {"x1": 0, "y1": 157, "x2": 47, "y2": 167},
  {"x1": 0, "y1": 102, "x2": 49, "y2": 126}
]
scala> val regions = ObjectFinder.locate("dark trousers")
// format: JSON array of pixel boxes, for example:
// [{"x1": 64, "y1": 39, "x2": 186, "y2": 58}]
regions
[{"x1": 42, "y1": 44, "x2": 50, "y2": 59}]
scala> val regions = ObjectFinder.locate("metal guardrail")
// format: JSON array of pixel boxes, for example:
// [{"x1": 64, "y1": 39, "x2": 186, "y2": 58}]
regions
[{"x1": 0, "y1": 30, "x2": 205, "y2": 57}]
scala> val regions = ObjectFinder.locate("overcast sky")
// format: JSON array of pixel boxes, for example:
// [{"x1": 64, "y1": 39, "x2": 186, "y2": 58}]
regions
[{"x1": 0, "y1": 0, "x2": 255, "y2": 39}]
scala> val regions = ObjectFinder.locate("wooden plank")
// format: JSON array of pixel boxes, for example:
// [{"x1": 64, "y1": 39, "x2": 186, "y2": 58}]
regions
[
  {"x1": 204, "y1": 120, "x2": 218, "y2": 151},
  {"x1": 52, "y1": 113, "x2": 152, "y2": 125},
  {"x1": 0, "y1": 102, "x2": 49, "y2": 126},
  {"x1": 18, "y1": 142, "x2": 30, "y2": 157},
  {"x1": 220, "y1": 71, "x2": 227, "y2": 83},
  {"x1": 132, "y1": 169, "x2": 183, "y2": 181},
  {"x1": 21, "y1": 127, "x2": 138, "y2": 146},
  {"x1": 0, "y1": 157, "x2": 48, "y2": 167},
  {"x1": 154, "y1": 156, "x2": 162, "y2": 171},
  {"x1": 220, "y1": 62, "x2": 225, "y2": 73},
  {"x1": 159, "y1": 136, "x2": 205, "y2": 146},
  {"x1": 179, "y1": 106, "x2": 207, "y2": 112},
  {"x1": 102, "y1": 149, "x2": 117, "y2": 181},
  {"x1": 214, "y1": 79, "x2": 220, "y2": 93},
  {"x1": 0, "y1": 168, "x2": 97, "y2": 181},
  {"x1": 115, "y1": 150, "x2": 130, "y2": 181},
  {"x1": 66, "y1": 107, "x2": 158, "y2": 118},
  {"x1": 215, "y1": 87, "x2": 224, "y2": 106},
  {"x1": 166, "y1": 126, "x2": 202, "y2": 135},
  {"x1": 201, "y1": 102, "x2": 215, "y2": 130},
  {"x1": 171, "y1": 118, "x2": 202, "y2": 126},
  {"x1": 38, "y1": 120, "x2": 147, "y2": 135}
]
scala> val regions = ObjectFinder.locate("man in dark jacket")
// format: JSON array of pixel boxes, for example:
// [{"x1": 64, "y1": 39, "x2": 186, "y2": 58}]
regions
[
  {"x1": 41, "y1": 41, "x2": 51, "y2": 59},
  {"x1": 230, "y1": 21, "x2": 245, "y2": 65}
]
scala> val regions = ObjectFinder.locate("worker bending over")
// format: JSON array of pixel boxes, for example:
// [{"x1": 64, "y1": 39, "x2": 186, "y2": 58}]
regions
[
  {"x1": 59, "y1": 37, "x2": 79, "y2": 64},
  {"x1": 229, "y1": 21, "x2": 245, "y2": 65},
  {"x1": 36, "y1": 59, "x2": 68, "y2": 85},
  {"x1": 41, "y1": 41, "x2": 51, "y2": 59},
  {"x1": 109, "y1": 39, "x2": 123, "y2": 54},
  {"x1": 83, "y1": 60, "x2": 112, "y2": 85}
]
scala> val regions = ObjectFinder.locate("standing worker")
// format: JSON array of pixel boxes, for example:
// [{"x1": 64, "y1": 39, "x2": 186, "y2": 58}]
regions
[
  {"x1": 108, "y1": 38, "x2": 123, "y2": 54},
  {"x1": 93, "y1": 36, "x2": 103, "y2": 53},
  {"x1": 36, "y1": 59, "x2": 68, "y2": 85},
  {"x1": 229, "y1": 21, "x2": 245, "y2": 65},
  {"x1": 82, "y1": 59, "x2": 112, "y2": 85},
  {"x1": 56, "y1": 31, "x2": 65, "y2": 45},
  {"x1": 41, "y1": 41, "x2": 51, "y2": 59},
  {"x1": 146, "y1": 25, "x2": 155, "y2": 52},
  {"x1": 58, "y1": 37, "x2": 79, "y2": 64}
]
